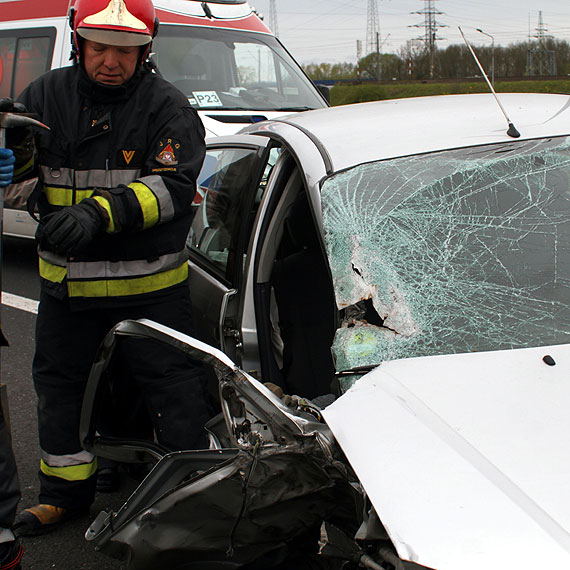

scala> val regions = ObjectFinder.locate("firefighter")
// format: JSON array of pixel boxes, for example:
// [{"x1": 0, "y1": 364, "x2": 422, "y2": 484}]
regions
[
  {"x1": 0, "y1": 152, "x2": 23, "y2": 569},
  {"x1": 6, "y1": 0, "x2": 212, "y2": 536}
]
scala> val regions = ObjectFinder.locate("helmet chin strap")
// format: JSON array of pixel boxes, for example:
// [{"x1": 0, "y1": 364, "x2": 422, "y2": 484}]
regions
[
  {"x1": 69, "y1": 6, "x2": 78, "y2": 62},
  {"x1": 139, "y1": 17, "x2": 159, "y2": 65}
]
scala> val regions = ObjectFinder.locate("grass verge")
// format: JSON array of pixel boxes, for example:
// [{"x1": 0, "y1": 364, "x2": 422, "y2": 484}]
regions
[{"x1": 330, "y1": 79, "x2": 570, "y2": 106}]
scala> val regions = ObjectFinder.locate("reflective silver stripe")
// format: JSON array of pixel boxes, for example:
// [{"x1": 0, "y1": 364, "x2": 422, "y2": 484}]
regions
[
  {"x1": 74, "y1": 169, "x2": 110, "y2": 188},
  {"x1": 40, "y1": 165, "x2": 74, "y2": 186},
  {"x1": 38, "y1": 248, "x2": 67, "y2": 267},
  {"x1": 138, "y1": 175, "x2": 175, "y2": 222},
  {"x1": 0, "y1": 529, "x2": 15, "y2": 544},
  {"x1": 67, "y1": 250, "x2": 188, "y2": 280},
  {"x1": 39, "y1": 166, "x2": 142, "y2": 189},
  {"x1": 75, "y1": 168, "x2": 141, "y2": 189},
  {"x1": 40, "y1": 448, "x2": 95, "y2": 467}
]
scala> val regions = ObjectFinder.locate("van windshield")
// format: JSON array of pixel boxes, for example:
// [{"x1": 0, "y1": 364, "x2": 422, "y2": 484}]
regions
[{"x1": 153, "y1": 25, "x2": 326, "y2": 111}]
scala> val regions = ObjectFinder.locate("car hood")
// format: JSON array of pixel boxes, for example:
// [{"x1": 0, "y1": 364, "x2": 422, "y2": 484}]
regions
[
  {"x1": 200, "y1": 110, "x2": 304, "y2": 137},
  {"x1": 322, "y1": 344, "x2": 570, "y2": 570}
]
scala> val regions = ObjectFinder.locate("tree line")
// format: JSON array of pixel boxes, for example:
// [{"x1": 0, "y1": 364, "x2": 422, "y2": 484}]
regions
[{"x1": 303, "y1": 38, "x2": 570, "y2": 81}]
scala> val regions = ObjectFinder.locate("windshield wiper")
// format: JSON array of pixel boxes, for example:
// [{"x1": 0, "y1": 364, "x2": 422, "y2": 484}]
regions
[
  {"x1": 336, "y1": 364, "x2": 380, "y2": 377},
  {"x1": 201, "y1": 106, "x2": 315, "y2": 112},
  {"x1": 273, "y1": 106, "x2": 315, "y2": 112}
]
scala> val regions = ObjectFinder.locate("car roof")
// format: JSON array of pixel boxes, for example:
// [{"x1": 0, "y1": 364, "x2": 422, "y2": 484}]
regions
[{"x1": 255, "y1": 93, "x2": 570, "y2": 173}]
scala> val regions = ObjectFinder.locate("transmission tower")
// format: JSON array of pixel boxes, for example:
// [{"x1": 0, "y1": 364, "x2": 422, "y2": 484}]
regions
[
  {"x1": 366, "y1": 0, "x2": 387, "y2": 79},
  {"x1": 366, "y1": 0, "x2": 379, "y2": 57},
  {"x1": 269, "y1": 0, "x2": 279, "y2": 38},
  {"x1": 410, "y1": 0, "x2": 447, "y2": 78},
  {"x1": 527, "y1": 11, "x2": 556, "y2": 76}
]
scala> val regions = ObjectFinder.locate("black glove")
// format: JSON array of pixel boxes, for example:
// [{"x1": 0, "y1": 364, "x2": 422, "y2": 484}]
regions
[
  {"x1": 0, "y1": 98, "x2": 30, "y2": 143},
  {"x1": 36, "y1": 199, "x2": 107, "y2": 256},
  {"x1": 0, "y1": 97, "x2": 27, "y2": 113}
]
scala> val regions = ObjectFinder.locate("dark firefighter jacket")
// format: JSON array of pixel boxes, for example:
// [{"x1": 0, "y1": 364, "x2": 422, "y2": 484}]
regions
[{"x1": 17, "y1": 64, "x2": 206, "y2": 309}]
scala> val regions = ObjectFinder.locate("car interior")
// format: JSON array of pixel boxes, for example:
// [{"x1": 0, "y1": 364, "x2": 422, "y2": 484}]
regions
[{"x1": 252, "y1": 152, "x2": 338, "y2": 400}]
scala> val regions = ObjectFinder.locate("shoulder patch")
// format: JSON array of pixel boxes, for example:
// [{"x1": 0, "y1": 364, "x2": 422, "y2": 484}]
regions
[{"x1": 156, "y1": 138, "x2": 180, "y2": 166}]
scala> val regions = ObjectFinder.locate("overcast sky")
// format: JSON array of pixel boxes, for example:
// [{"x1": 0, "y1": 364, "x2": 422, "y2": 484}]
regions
[{"x1": 250, "y1": 0, "x2": 570, "y2": 65}]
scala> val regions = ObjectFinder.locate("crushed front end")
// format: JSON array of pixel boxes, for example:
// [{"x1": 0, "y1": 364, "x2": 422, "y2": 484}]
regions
[{"x1": 80, "y1": 319, "x2": 357, "y2": 570}]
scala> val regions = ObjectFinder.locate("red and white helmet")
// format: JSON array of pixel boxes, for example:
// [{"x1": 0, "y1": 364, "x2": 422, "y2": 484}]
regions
[{"x1": 70, "y1": 0, "x2": 158, "y2": 50}]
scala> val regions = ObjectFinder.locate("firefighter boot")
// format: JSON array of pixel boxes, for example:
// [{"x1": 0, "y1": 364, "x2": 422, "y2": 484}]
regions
[
  {"x1": 0, "y1": 539, "x2": 23, "y2": 570},
  {"x1": 13, "y1": 504, "x2": 87, "y2": 537}
]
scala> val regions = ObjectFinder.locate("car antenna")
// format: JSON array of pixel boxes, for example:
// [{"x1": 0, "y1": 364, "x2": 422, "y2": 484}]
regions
[{"x1": 458, "y1": 26, "x2": 520, "y2": 138}]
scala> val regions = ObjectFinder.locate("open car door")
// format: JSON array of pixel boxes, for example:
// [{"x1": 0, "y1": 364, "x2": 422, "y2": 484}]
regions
[{"x1": 187, "y1": 135, "x2": 276, "y2": 364}]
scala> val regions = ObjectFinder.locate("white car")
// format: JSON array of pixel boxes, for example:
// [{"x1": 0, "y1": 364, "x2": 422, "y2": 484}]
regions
[{"x1": 82, "y1": 93, "x2": 570, "y2": 570}]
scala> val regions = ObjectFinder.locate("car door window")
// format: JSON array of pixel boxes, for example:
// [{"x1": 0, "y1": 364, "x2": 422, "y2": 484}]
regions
[
  {"x1": 190, "y1": 146, "x2": 280, "y2": 279},
  {"x1": 186, "y1": 140, "x2": 278, "y2": 358}
]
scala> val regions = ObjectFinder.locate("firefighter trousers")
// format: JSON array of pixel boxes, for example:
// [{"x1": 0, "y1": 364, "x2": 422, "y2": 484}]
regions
[
  {"x1": 32, "y1": 289, "x2": 214, "y2": 509},
  {"x1": 0, "y1": 395, "x2": 20, "y2": 532}
]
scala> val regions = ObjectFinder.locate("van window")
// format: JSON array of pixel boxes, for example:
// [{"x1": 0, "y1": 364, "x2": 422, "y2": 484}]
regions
[
  {"x1": 233, "y1": 43, "x2": 302, "y2": 100},
  {"x1": 0, "y1": 29, "x2": 55, "y2": 99},
  {"x1": 153, "y1": 25, "x2": 325, "y2": 112}
]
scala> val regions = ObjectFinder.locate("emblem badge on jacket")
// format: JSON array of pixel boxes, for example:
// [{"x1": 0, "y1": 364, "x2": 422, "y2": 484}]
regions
[{"x1": 156, "y1": 138, "x2": 180, "y2": 166}]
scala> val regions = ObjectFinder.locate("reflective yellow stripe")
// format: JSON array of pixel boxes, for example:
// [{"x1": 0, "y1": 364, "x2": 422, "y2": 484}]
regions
[
  {"x1": 129, "y1": 182, "x2": 159, "y2": 229},
  {"x1": 39, "y1": 258, "x2": 67, "y2": 283},
  {"x1": 45, "y1": 186, "x2": 93, "y2": 206},
  {"x1": 14, "y1": 155, "x2": 34, "y2": 177},
  {"x1": 92, "y1": 195, "x2": 116, "y2": 233},
  {"x1": 68, "y1": 262, "x2": 188, "y2": 297},
  {"x1": 40, "y1": 458, "x2": 97, "y2": 482}
]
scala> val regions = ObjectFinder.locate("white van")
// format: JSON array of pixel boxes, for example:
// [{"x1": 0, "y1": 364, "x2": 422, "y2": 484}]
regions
[{"x1": 0, "y1": 0, "x2": 328, "y2": 237}]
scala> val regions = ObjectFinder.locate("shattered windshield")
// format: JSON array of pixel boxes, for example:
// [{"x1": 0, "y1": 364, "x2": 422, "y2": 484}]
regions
[{"x1": 322, "y1": 137, "x2": 570, "y2": 371}]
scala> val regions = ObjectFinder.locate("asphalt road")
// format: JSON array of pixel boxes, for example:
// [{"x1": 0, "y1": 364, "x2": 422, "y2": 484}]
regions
[{"x1": 1, "y1": 236, "x2": 133, "y2": 570}]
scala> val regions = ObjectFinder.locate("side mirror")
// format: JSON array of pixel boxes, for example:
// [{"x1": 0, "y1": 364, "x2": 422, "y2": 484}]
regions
[{"x1": 315, "y1": 83, "x2": 331, "y2": 105}]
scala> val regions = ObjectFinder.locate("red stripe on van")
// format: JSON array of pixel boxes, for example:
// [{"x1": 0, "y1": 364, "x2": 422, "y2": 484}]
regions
[
  {"x1": 156, "y1": 10, "x2": 270, "y2": 34},
  {"x1": 0, "y1": 0, "x2": 71, "y2": 21},
  {"x1": 2, "y1": 3, "x2": 270, "y2": 34}
]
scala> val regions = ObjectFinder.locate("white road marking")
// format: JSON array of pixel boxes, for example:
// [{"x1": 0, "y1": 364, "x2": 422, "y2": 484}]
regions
[{"x1": 2, "y1": 293, "x2": 39, "y2": 315}]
